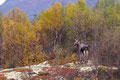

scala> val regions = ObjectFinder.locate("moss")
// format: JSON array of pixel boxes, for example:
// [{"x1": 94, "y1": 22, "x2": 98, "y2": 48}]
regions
[
  {"x1": 113, "y1": 68, "x2": 120, "y2": 79},
  {"x1": 38, "y1": 72, "x2": 49, "y2": 76}
]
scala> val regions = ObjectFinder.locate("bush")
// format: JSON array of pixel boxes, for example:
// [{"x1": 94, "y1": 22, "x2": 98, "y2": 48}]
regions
[{"x1": 38, "y1": 72, "x2": 49, "y2": 76}]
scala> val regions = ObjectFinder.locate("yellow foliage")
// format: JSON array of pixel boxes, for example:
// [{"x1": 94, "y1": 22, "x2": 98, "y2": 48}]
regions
[
  {"x1": 20, "y1": 52, "x2": 46, "y2": 66},
  {"x1": 37, "y1": 2, "x2": 62, "y2": 31},
  {"x1": 65, "y1": 2, "x2": 78, "y2": 17},
  {"x1": 77, "y1": 0, "x2": 86, "y2": 11},
  {"x1": 1, "y1": 9, "x2": 43, "y2": 68},
  {"x1": 65, "y1": 2, "x2": 78, "y2": 26},
  {"x1": 71, "y1": 54, "x2": 77, "y2": 63}
]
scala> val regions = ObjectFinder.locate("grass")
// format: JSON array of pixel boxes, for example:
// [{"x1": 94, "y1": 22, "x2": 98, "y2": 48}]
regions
[
  {"x1": 15, "y1": 68, "x2": 33, "y2": 72},
  {"x1": 2, "y1": 70, "x2": 13, "y2": 73}
]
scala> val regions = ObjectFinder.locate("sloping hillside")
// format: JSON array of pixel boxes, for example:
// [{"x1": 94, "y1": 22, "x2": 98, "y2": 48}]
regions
[{"x1": 0, "y1": 0, "x2": 98, "y2": 18}]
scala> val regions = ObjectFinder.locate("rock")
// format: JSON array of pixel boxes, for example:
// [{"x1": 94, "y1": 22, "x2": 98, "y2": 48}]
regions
[
  {"x1": 4, "y1": 71, "x2": 23, "y2": 80},
  {"x1": 9, "y1": 78, "x2": 15, "y2": 80},
  {"x1": 87, "y1": 60, "x2": 94, "y2": 66},
  {"x1": 56, "y1": 76, "x2": 65, "y2": 80},
  {"x1": 75, "y1": 62, "x2": 81, "y2": 65},
  {"x1": 80, "y1": 67, "x2": 93, "y2": 72},
  {"x1": 43, "y1": 61, "x2": 49, "y2": 65}
]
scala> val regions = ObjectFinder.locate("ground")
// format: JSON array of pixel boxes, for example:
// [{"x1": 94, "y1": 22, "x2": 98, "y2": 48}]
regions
[{"x1": 0, "y1": 61, "x2": 119, "y2": 80}]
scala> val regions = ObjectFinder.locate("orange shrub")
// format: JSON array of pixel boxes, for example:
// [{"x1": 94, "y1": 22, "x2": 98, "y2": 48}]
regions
[{"x1": 0, "y1": 74, "x2": 7, "y2": 80}]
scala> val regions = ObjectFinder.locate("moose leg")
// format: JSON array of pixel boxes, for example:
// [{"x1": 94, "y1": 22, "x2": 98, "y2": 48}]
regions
[
  {"x1": 81, "y1": 50, "x2": 85, "y2": 64},
  {"x1": 84, "y1": 50, "x2": 88, "y2": 63},
  {"x1": 86, "y1": 50, "x2": 88, "y2": 58},
  {"x1": 84, "y1": 50, "x2": 86, "y2": 57},
  {"x1": 85, "y1": 50, "x2": 89, "y2": 63},
  {"x1": 79, "y1": 48, "x2": 83, "y2": 64}
]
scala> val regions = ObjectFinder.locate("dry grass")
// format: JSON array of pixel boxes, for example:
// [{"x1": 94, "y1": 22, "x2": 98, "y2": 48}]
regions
[
  {"x1": 49, "y1": 58, "x2": 73, "y2": 66},
  {"x1": 15, "y1": 68, "x2": 33, "y2": 72},
  {"x1": 2, "y1": 70, "x2": 13, "y2": 73}
]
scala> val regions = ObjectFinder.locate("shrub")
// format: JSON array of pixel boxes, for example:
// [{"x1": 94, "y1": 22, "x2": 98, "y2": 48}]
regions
[
  {"x1": 42, "y1": 67, "x2": 77, "y2": 79},
  {"x1": 38, "y1": 72, "x2": 49, "y2": 76},
  {"x1": 0, "y1": 74, "x2": 7, "y2": 80}
]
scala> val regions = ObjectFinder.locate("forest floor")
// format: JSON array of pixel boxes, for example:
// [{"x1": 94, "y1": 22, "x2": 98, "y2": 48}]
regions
[{"x1": 0, "y1": 60, "x2": 119, "y2": 80}]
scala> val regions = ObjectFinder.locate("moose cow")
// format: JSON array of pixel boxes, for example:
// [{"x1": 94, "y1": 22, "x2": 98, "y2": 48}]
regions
[{"x1": 74, "y1": 39, "x2": 89, "y2": 57}]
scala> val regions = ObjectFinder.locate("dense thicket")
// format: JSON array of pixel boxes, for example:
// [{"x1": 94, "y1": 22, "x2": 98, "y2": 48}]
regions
[{"x1": 0, "y1": 0, "x2": 120, "y2": 68}]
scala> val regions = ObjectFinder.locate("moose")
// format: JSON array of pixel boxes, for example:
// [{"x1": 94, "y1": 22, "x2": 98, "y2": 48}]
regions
[{"x1": 74, "y1": 39, "x2": 89, "y2": 57}]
